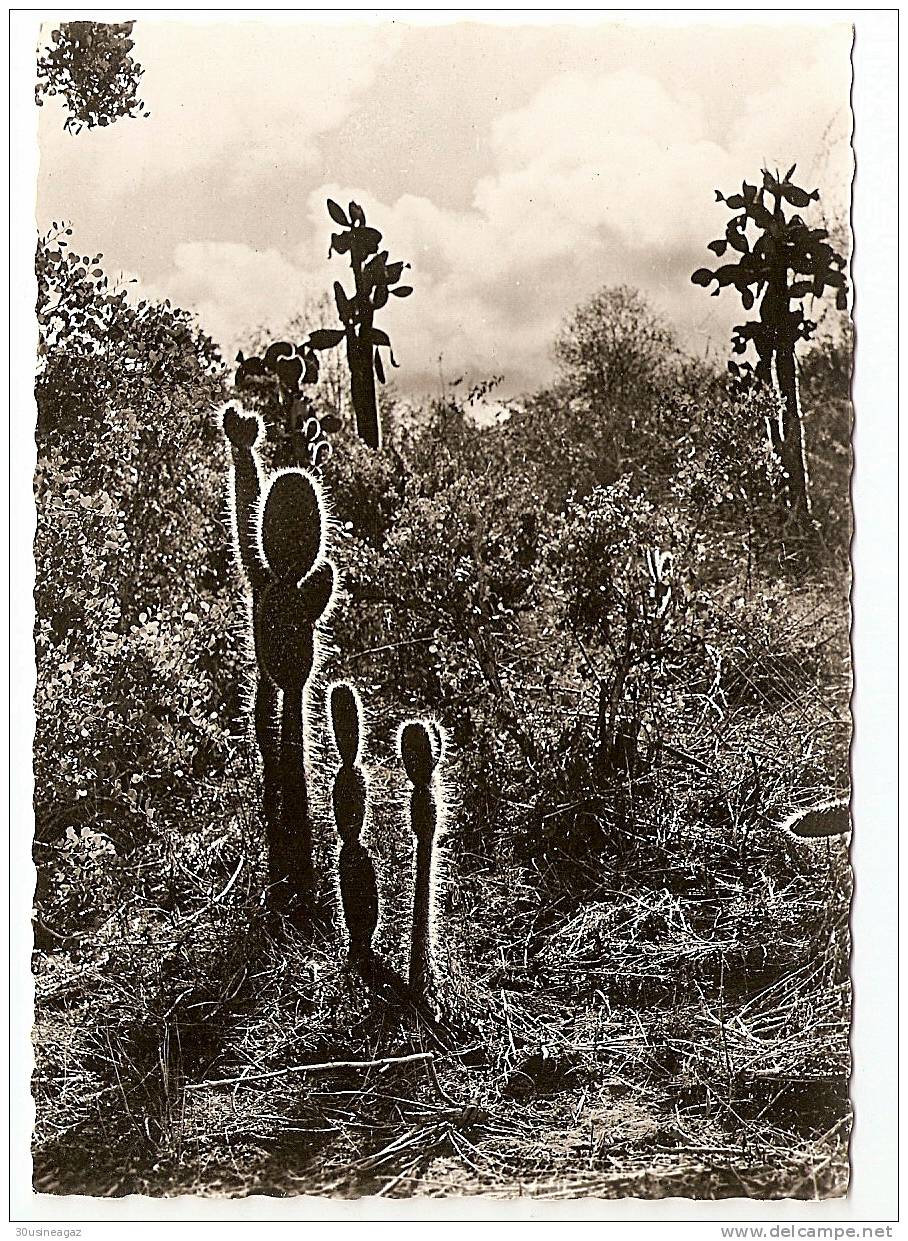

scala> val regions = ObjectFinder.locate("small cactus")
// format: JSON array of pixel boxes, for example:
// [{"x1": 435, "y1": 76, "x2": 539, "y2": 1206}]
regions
[
  {"x1": 327, "y1": 683, "x2": 379, "y2": 958},
  {"x1": 399, "y1": 719, "x2": 445, "y2": 1000},
  {"x1": 222, "y1": 404, "x2": 336, "y2": 923}
]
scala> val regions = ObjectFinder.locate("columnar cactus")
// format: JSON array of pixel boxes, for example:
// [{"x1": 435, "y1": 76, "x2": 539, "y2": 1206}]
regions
[
  {"x1": 327, "y1": 683, "x2": 379, "y2": 959},
  {"x1": 399, "y1": 720, "x2": 445, "y2": 1000},
  {"x1": 222, "y1": 404, "x2": 336, "y2": 921}
]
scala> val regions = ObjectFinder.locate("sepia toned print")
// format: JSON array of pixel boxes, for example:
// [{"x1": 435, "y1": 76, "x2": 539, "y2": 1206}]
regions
[{"x1": 32, "y1": 17, "x2": 853, "y2": 1200}]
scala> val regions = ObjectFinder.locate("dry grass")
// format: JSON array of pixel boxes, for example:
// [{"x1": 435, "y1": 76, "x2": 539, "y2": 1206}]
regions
[{"x1": 32, "y1": 577, "x2": 852, "y2": 1200}]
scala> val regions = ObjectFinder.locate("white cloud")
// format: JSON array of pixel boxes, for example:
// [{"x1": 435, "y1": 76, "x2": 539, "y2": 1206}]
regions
[
  {"x1": 132, "y1": 26, "x2": 853, "y2": 393},
  {"x1": 142, "y1": 242, "x2": 321, "y2": 356},
  {"x1": 729, "y1": 29, "x2": 854, "y2": 213}
]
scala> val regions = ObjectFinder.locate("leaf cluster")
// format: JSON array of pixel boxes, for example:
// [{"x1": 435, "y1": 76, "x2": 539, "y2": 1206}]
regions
[
  {"x1": 692, "y1": 167, "x2": 846, "y2": 310},
  {"x1": 322, "y1": 198, "x2": 411, "y2": 386},
  {"x1": 234, "y1": 340, "x2": 338, "y2": 468},
  {"x1": 36, "y1": 20, "x2": 149, "y2": 133}
]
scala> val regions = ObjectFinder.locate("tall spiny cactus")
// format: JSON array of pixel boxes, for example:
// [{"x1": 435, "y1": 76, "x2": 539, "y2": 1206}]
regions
[
  {"x1": 222, "y1": 404, "x2": 336, "y2": 922},
  {"x1": 308, "y1": 199, "x2": 412, "y2": 450},
  {"x1": 399, "y1": 719, "x2": 445, "y2": 1000}
]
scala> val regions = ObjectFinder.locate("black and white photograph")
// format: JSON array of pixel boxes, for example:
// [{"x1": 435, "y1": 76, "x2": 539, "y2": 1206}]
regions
[{"x1": 9, "y1": 8, "x2": 898, "y2": 1219}]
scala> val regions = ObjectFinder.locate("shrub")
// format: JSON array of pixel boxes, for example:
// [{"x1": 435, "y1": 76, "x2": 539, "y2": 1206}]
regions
[
  {"x1": 34, "y1": 232, "x2": 232, "y2": 932},
  {"x1": 554, "y1": 284, "x2": 687, "y2": 414}
]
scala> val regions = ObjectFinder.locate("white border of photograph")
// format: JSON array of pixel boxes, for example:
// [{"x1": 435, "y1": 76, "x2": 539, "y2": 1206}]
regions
[{"x1": 7, "y1": 6, "x2": 898, "y2": 1227}]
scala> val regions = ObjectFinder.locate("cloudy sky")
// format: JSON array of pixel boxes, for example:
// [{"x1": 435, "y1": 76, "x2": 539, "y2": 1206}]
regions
[{"x1": 36, "y1": 16, "x2": 853, "y2": 396}]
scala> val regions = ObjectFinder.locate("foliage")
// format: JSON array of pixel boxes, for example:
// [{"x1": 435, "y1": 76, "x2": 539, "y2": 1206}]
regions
[
  {"x1": 233, "y1": 337, "x2": 331, "y2": 470},
  {"x1": 236, "y1": 298, "x2": 350, "y2": 468},
  {"x1": 32, "y1": 192, "x2": 851, "y2": 1196},
  {"x1": 35, "y1": 227, "x2": 226, "y2": 617},
  {"x1": 554, "y1": 284, "x2": 686, "y2": 411},
  {"x1": 796, "y1": 317, "x2": 853, "y2": 555},
  {"x1": 36, "y1": 21, "x2": 148, "y2": 133},
  {"x1": 34, "y1": 228, "x2": 231, "y2": 921},
  {"x1": 548, "y1": 286, "x2": 718, "y2": 491}
]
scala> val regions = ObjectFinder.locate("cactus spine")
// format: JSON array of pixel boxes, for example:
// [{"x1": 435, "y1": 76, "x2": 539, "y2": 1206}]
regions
[
  {"x1": 222, "y1": 404, "x2": 335, "y2": 922},
  {"x1": 400, "y1": 720, "x2": 444, "y2": 1000}
]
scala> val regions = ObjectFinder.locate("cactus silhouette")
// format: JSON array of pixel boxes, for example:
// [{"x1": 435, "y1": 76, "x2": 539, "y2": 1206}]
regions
[
  {"x1": 779, "y1": 797, "x2": 851, "y2": 839},
  {"x1": 327, "y1": 683, "x2": 379, "y2": 957},
  {"x1": 308, "y1": 199, "x2": 412, "y2": 450},
  {"x1": 222, "y1": 404, "x2": 335, "y2": 922},
  {"x1": 399, "y1": 719, "x2": 445, "y2": 1000},
  {"x1": 326, "y1": 683, "x2": 444, "y2": 1026},
  {"x1": 691, "y1": 166, "x2": 848, "y2": 523}
]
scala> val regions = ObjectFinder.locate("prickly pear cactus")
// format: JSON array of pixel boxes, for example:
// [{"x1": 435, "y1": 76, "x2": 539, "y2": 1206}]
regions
[
  {"x1": 260, "y1": 470, "x2": 324, "y2": 582},
  {"x1": 780, "y1": 797, "x2": 851, "y2": 840}
]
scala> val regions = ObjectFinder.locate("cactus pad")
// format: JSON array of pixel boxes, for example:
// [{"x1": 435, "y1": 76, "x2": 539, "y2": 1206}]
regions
[
  {"x1": 222, "y1": 405, "x2": 263, "y2": 448},
  {"x1": 782, "y1": 799, "x2": 851, "y2": 839},
  {"x1": 330, "y1": 683, "x2": 362, "y2": 765},
  {"x1": 400, "y1": 721, "x2": 437, "y2": 785},
  {"x1": 261, "y1": 471, "x2": 323, "y2": 580}
]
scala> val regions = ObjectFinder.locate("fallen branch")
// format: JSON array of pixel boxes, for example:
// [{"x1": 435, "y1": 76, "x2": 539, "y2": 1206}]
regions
[{"x1": 185, "y1": 1050, "x2": 434, "y2": 1091}]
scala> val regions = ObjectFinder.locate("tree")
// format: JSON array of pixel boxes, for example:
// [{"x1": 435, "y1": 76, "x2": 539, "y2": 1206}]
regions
[
  {"x1": 692, "y1": 166, "x2": 848, "y2": 524},
  {"x1": 36, "y1": 20, "x2": 149, "y2": 133},
  {"x1": 311, "y1": 199, "x2": 412, "y2": 450},
  {"x1": 552, "y1": 285, "x2": 714, "y2": 488},
  {"x1": 554, "y1": 285, "x2": 685, "y2": 413}
]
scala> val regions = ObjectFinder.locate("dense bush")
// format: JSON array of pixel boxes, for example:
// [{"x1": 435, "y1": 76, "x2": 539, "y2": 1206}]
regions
[{"x1": 34, "y1": 229, "x2": 233, "y2": 936}]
